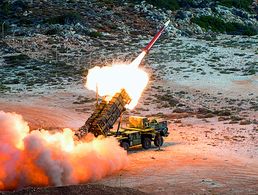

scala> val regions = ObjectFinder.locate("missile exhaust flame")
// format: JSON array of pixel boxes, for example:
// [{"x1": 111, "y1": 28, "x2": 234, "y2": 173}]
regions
[
  {"x1": 130, "y1": 51, "x2": 146, "y2": 68},
  {"x1": 86, "y1": 63, "x2": 149, "y2": 109}
]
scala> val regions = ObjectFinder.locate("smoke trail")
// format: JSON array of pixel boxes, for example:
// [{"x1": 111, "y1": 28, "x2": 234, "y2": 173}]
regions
[
  {"x1": 0, "y1": 111, "x2": 128, "y2": 190},
  {"x1": 130, "y1": 51, "x2": 146, "y2": 68}
]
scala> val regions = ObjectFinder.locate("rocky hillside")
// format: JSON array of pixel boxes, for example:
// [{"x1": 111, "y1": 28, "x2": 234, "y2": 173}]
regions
[
  {"x1": 0, "y1": 0, "x2": 257, "y2": 95},
  {"x1": 0, "y1": 0, "x2": 257, "y2": 38}
]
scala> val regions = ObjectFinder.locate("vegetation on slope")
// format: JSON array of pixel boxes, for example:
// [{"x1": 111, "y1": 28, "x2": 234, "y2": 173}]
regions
[
  {"x1": 191, "y1": 16, "x2": 257, "y2": 36},
  {"x1": 217, "y1": 0, "x2": 254, "y2": 11},
  {"x1": 131, "y1": 0, "x2": 254, "y2": 11}
]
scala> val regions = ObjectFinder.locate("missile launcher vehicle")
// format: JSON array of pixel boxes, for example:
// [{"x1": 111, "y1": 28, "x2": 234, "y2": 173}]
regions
[
  {"x1": 76, "y1": 89, "x2": 169, "y2": 150},
  {"x1": 110, "y1": 116, "x2": 169, "y2": 150}
]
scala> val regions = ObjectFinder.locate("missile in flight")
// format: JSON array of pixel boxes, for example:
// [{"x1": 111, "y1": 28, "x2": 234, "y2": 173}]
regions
[
  {"x1": 130, "y1": 20, "x2": 170, "y2": 67},
  {"x1": 142, "y1": 20, "x2": 170, "y2": 53}
]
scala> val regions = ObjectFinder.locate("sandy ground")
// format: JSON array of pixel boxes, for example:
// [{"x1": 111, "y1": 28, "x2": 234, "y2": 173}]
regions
[
  {"x1": 0, "y1": 85, "x2": 257, "y2": 194},
  {"x1": 97, "y1": 120, "x2": 258, "y2": 194}
]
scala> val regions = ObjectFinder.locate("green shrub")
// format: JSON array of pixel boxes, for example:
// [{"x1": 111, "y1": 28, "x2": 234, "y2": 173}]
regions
[
  {"x1": 192, "y1": 16, "x2": 226, "y2": 32},
  {"x1": 6, "y1": 54, "x2": 28, "y2": 64},
  {"x1": 192, "y1": 16, "x2": 257, "y2": 36},
  {"x1": 44, "y1": 12, "x2": 82, "y2": 25},
  {"x1": 88, "y1": 31, "x2": 102, "y2": 38},
  {"x1": 149, "y1": 0, "x2": 180, "y2": 10},
  {"x1": 178, "y1": 0, "x2": 211, "y2": 8},
  {"x1": 226, "y1": 22, "x2": 257, "y2": 36},
  {"x1": 0, "y1": 83, "x2": 10, "y2": 92},
  {"x1": 0, "y1": 21, "x2": 10, "y2": 36},
  {"x1": 217, "y1": 0, "x2": 253, "y2": 11},
  {"x1": 130, "y1": 0, "x2": 253, "y2": 11},
  {"x1": 19, "y1": 18, "x2": 33, "y2": 25},
  {"x1": 130, "y1": 0, "x2": 180, "y2": 10},
  {"x1": 0, "y1": 1, "x2": 12, "y2": 15},
  {"x1": 45, "y1": 27, "x2": 60, "y2": 35},
  {"x1": 99, "y1": 0, "x2": 116, "y2": 4}
]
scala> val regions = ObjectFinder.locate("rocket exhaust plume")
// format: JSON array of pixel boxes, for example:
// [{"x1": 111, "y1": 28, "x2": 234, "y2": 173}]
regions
[
  {"x1": 0, "y1": 111, "x2": 128, "y2": 190},
  {"x1": 86, "y1": 20, "x2": 170, "y2": 109},
  {"x1": 130, "y1": 51, "x2": 146, "y2": 68}
]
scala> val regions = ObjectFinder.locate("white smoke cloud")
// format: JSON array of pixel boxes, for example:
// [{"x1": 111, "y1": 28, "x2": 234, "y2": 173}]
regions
[{"x1": 0, "y1": 111, "x2": 128, "y2": 190}]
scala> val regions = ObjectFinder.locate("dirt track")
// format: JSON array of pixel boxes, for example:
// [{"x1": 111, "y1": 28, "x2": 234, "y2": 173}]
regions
[{"x1": 0, "y1": 184, "x2": 145, "y2": 195}]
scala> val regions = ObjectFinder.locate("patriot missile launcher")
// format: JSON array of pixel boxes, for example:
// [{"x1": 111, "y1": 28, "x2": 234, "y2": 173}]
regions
[{"x1": 76, "y1": 20, "x2": 170, "y2": 140}]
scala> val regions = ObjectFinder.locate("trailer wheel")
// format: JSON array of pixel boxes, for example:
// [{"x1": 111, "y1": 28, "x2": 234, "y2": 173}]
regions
[
  {"x1": 154, "y1": 135, "x2": 164, "y2": 147},
  {"x1": 121, "y1": 142, "x2": 129, "y2": 151},
  {"x1": 142, "y1": 137, "x2": 151, "y2": 149}
]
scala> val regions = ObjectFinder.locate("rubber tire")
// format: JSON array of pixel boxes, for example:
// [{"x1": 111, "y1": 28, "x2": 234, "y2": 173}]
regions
[
  {"x1": 121, "y1": 142, "x2": 129, "y2": 151},
  {"x1": 142, "y1": 137, "x2": 152, "y2": 149},
  {"x1": 154, "y1": 136, "x2": 164, "y2": 147}
]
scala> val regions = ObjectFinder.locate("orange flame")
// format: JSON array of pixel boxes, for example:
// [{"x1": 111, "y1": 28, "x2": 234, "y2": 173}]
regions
[{"x1": 86, "y1": 51, "x2": 148, "y2": 109}]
